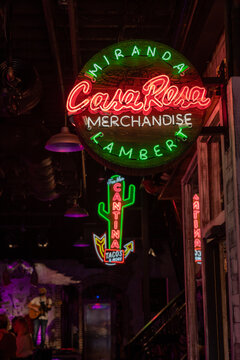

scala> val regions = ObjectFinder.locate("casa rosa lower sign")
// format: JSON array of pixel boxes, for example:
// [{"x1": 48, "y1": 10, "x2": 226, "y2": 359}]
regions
[
  {"x1": 93, "y1": 175, "x2": 136, "y2": 265},
  {"x1": 67, "y1": 39, "x2": 211, "y2": 174}
]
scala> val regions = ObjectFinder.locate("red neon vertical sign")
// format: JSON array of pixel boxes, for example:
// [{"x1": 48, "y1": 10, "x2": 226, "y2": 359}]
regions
[{"x1": 193, "y1": 193, "x2": 202, "y2": 264}]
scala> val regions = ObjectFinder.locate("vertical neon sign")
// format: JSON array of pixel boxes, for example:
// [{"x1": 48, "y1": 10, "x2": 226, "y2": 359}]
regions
[
  {"x1": 93, "y1": 175, "x2": 136, "y2": 265},
  {"x1": 193, "y1": 193, "x2": 202, "y2": 264}
]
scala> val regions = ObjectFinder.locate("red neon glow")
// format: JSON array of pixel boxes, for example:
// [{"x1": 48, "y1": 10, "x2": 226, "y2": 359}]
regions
[
  {"x1": 104, "y1": 249, "x2": 124, "y2": 263},
  {"x1": 109, "y1": 182, "x2": 122, "y2": 249},
  {"x1": 193, "y1": 193, "x2": 201, "y2": 264},
  {"x1": 66, "y1": 75, "x2": 211, "y2": 116}
]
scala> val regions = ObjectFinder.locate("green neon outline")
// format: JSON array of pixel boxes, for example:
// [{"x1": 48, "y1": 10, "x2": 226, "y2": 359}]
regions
[
  {"x1": 173, "y1": 63, "x2": 189, "y2": 74},
  {"x1": 175, "y1": 128, "x2": 188, "y2": 140},
  {"x1": 153, "y1": 144, "x2": 163, "y2": 157},
  {"x1": 166, "y1": 139, "x2": 177, "y2": 151},
  {"x1": 98, "y1": 175, "x2": 136, "y2": 249},
  {"x1": 119, "y1": 146, "x2": 133, "y2": 158},
  {"x1": 139, "y1": 148, "x2": 148, "y2": 160},
  {"x1": 90, "y1": 132, "x2": 104, "y2": 144},
  {"x1": 103, "y1": 142, "x2": 114, "y2": 153}
]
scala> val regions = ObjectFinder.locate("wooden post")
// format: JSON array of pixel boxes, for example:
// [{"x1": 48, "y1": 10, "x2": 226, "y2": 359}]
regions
[
  {"x1": 141, "y1": 190, "x2": 150, "y2": 323},
  {"x1": 182, "y1": 174, "x2": 199, "y2": 360}
]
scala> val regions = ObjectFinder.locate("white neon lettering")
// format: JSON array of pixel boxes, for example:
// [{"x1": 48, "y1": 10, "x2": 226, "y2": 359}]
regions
[
  {"x1": 115, "y1": 48, "x2": 124, "y2": 60},
  {"x1": 147, "y1": 46, "x2": 156, "y2": 57},
  {"x1": 162, "y1": 115, "x2": 172, "y2": 126},
  {"x1": 103, "y1": 55, "x2": 110, "y2": 65},
  {"x1": 120, "y1": 116, "x2": 130, "y2": 127},
  {"x1": 131, "y1": 45, "x2": 140, "y2": 56},
  {"x1": 88, "y1": 63, "x2": 103, "y2": 77}
]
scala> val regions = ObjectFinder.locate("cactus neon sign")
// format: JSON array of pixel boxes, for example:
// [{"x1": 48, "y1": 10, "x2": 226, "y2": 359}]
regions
[
  {"x1": 67, "y1": 39, "x2": 211, "y2": 175},
  {"x1": 93, "y1": 175, "x2": 136, "y2": 265}
]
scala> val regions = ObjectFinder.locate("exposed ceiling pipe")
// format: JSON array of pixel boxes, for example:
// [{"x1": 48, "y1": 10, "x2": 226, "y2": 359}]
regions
[
  {"x1": 42, "y1": 0, "x2": 65, "y2": 107},
  {"x1": 180, "y1": 0, "x2": 199, "y2": 52},
  {"x1": 67, "y1": 0, "x2": 88, "y2": 201},
  {"x1": 67, "y1": 0, "x2": 80, "y2": 76}
]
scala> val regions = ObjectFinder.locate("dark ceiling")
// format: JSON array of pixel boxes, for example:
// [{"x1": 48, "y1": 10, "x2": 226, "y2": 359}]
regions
[{"x1": 0, "y1": 0, "x2": 224, "y2": 262}]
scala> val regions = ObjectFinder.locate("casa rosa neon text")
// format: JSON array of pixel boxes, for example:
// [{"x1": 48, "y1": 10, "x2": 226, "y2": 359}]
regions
[{"x1": 66, "y1": 74, "x2": 211, "y2": 116}]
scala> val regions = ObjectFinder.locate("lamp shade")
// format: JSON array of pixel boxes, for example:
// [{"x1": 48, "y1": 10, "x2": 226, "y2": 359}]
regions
[
  {"x1": 73, "y1": 235, "x2": 89, "y2": 247},
  {"x1": 45, "y1": 126, "x2": 84, "y2": 152},
  {"x1": 64, "y1": 204, "x2": 89, "y2": 218}
]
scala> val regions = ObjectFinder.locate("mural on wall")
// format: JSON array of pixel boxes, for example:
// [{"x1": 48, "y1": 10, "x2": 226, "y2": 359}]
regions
[
  {"x1": 0, "y1": 261, "x2": 80, "y2": 348},
  {"x1": 0, "y1": 277, "x2": 32, "y2": 320}
]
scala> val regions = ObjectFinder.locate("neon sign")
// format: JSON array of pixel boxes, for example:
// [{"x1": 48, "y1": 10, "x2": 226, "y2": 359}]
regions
[
  {"x1": 93, "y1": 175, "x2": 136, "y2": 265},
  {"x1": 67, "y1": 40, "x2": 211, "y2": 174},
  {"x1": 67, "y1": 75, "x2": 210, "y2": 115},
  {"x1": 193, "y1": 193, "x2": 202, "y2": 264}
]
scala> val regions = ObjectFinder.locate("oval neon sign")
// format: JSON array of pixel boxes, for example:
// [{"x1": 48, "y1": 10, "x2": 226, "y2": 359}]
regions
[{"x1": 67, "y1": 40, "x2": 211, "y2": 174}]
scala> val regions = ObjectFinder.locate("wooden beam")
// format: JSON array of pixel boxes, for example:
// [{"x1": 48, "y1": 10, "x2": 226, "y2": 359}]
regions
[
  {"x1": 68, "y1": 0, "x2": 79, "y2": 76},
  {"x1": 42, "y1": 0, "x2": 65, "y2": 108}
]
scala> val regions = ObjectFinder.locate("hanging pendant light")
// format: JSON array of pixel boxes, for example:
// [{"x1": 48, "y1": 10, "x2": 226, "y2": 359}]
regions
[
  {"x1": 45, "y1": 125, "x2": 83, "y2": 152},
  {"x1": 64, "y1": 202, "x2": 89, "y2": 218}
]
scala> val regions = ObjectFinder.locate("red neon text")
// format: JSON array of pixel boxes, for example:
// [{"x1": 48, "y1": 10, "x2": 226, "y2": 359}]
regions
[
  {"x1": 67, "y1": 75, "x2": 211, "y2": 116},
  {"x1": 111, "y1": 183, "x2": 122, "y2": 249},
  {"x1": 193, "y1": 194, "x2": 202, "y2": 264}
]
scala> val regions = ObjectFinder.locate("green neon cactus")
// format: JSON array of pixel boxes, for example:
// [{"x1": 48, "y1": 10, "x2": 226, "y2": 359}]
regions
[{"x1": 98, "y1": 175, "x2": 136, "y2": 249}]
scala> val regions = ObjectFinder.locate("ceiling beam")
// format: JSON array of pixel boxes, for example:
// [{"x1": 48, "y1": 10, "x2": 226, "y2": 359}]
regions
[
  {"x1": 41, "y1": 0, "x2": 65, "y2": 106},
  {"x1": 68, "y1": 0, "x2": 80, "y2": 76}
]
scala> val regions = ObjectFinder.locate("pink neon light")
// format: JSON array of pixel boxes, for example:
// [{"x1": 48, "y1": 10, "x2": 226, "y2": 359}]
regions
[
  {"x1": 193, "y1": 194, "x2": 201, "y2": 264},
  {"x1": 66, "y1": 75, "x2": 211, "y2": 116},
  {"x1": 110, "y1": 184, "x2": 122, "y2": 249}
]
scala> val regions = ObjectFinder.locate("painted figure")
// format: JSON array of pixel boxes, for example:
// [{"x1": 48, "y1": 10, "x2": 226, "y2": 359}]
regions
[{"x1": 28, "y1": 288, "x2": 52, "y2": 348}]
